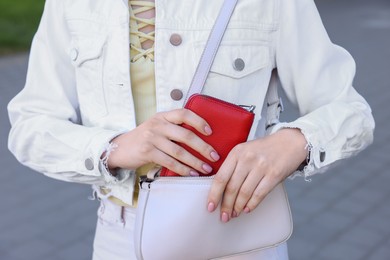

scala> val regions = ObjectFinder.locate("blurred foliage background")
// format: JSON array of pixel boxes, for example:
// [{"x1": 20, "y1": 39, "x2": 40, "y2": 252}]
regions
[{"x1": 0, "y1": 0, "x2": 45, "y2": 55}]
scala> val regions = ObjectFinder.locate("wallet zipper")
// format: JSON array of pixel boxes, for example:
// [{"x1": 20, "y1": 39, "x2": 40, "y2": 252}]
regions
[{"x1": 191, "y1": 94, "x2": 256, "y2": 114}]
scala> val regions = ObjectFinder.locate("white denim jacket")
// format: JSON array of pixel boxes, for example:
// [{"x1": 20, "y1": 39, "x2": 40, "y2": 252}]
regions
[{"x1": 7, "y1": 0, "x2": 374, "y2": 205}]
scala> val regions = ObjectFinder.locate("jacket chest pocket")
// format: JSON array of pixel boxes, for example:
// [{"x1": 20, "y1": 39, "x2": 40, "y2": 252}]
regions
[
  {"x1": 194, "y1": 40, "x2": 271, "y2": 104},
  {"x1": 70, "y1": 34, "x2": 108, "y2": 121}
]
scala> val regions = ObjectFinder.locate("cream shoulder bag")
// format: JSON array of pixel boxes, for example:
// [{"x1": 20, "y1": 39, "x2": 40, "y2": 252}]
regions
[{"x1": 134, "y1": 0, "x2": 292, "y2": 259}]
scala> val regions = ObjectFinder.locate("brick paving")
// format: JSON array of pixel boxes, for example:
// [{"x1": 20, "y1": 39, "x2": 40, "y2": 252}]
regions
[{"x1": 1, "y1": 0, "x2": 389, "y2": 259}]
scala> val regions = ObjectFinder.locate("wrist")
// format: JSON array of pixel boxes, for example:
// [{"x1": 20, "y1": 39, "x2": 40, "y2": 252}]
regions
[
  {"x1": 100, "y1": 141, "x2": 120, "y2": 175},
  {"x1": 276, "y1": 128, "x2": 309, "y2": 164}
]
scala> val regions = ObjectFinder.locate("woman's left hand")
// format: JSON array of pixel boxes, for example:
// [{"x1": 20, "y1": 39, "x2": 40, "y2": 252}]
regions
[{"x1": 207, "y1": 128, "x2": 308, "y2": 223}]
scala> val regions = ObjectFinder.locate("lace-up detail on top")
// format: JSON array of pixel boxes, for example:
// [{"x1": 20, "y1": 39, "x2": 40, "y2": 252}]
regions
[{"x1": 129, "y1": 1, "x2": 155, "y2": 62}]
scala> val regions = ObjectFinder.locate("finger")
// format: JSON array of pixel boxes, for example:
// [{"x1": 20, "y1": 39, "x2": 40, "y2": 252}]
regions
[
  {"x1": 149, "y1": 147, "x2": 198, "y2": 177},
  {"x1": 220, "y1": 162, "x2": 250, "y2": 219},
  {"x1": 154, "y1": 136, "x2": 212, "y2": 175},
  {"x1": 207, "y1": 155, "x2": 237, "y2": 218},
  {"x1": 233, "y1": 170, "x2": 264, "y2": 216},
  {"x1": 163, "y1": 109, "x2": 212, "y2": 136},
  {"x1": 162, "y1": 123, "x2": 219, "y2": 163},
  {"x1": 244, "y1": 175, "x2": 279, "y2": 213}
]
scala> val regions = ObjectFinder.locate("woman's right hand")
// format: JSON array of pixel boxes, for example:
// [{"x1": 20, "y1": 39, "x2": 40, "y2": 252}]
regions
[{"x1": 104, "y1": 109, "x2": 220, "y2": 176}]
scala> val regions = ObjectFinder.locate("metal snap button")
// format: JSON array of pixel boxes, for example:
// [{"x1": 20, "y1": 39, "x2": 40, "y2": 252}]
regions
[
  {"x1": 170, "y1": 89, "x2": 183, "y2": 101},
  {"x1": 70, "y1": 48, "x2": 79, "y2": 61},
  {"x1": 233, "y1": 58, "x2": 245, "y2": 71},
  {"x1": 170, "y1": 34, "x2": 183, "y2": 46},
  {"x1": 320, "y1": 151, "x2": 326, "y2": 163},
  {"x1": 85, "y1": 158, "x2": 94, "y2": 171}
]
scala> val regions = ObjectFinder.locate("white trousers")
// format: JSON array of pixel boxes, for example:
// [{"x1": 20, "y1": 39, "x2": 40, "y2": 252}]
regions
[{"x1": 92, "y1": 198, "x2": 289, "y2": 260}]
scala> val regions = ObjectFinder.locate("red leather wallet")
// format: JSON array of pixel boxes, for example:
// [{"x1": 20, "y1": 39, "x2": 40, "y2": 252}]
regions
[{"x1": 160, "y1": 94, "x2": 255, "y2": 177}]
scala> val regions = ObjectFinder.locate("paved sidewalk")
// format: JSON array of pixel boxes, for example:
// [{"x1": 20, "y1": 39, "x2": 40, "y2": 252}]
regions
[{"x1": 1, "y1": 0, "x2": 390, "y2": 259}]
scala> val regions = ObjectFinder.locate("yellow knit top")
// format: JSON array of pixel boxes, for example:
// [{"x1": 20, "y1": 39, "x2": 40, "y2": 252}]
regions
[{"x1": 104, "y1": 0, "x2": 156, "y2": 207}]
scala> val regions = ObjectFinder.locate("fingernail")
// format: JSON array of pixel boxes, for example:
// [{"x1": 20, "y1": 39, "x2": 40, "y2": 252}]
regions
[
  {"x1": 221, "y1": 212, "x2": 230, "y2": 223},
  {"x1": 210, "y1": 151, "x2": 220, "y2": 161},
  {"x1": 204, "y1": 125, "x2": 212, "y2": 135},
  {"x1": 202, "y1": 164, "x2": 213, "y2": 173},
  {"x1": 189, "y1": 170, "x2": 199, "y2": 177},
  {"x1": 244, "y1": 207, "x2": 251, "y2": 214},
  {"x1": 207, "y1": 202, "x2": 215, "y2": 212},
  {"x1": 232, "y1": 210, "x2": 238, "y2": 218}
]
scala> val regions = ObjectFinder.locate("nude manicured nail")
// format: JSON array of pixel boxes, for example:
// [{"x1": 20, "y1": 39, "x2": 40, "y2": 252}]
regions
[
  {"x1": 210, "y1": 151, "x2": 220, "y2": 161},
  {"x1": 204, "y1": 125, "x2": 212, "y2": 135},
  {"x1": 189, "y1": 170, "x2": 199, "y2": 177},
  {"x1": 221, "y1": 212, "x2": 230, "y2": 223},
  {"x1": 244, "y1": 207, "x2": 251, "y2": 214},
  {"x1": 232, "y1": 210, "x2": 238, "y2": 218},
  {"x1": 207, "y1": 202, "x2": 215, "y2": 212},
  {"x1": 202, "y1": 164, "x2": 213, "y2": 173}
]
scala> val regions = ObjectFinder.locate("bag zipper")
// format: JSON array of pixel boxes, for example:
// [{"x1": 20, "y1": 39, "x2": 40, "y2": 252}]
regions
[{"x1": 140, "y1": 175, "x2": 215, "y2": 189}]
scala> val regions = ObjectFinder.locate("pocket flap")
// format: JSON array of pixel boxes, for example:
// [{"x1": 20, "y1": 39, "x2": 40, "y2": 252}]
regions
[
  {"x1": 195, "y1": 41, "x2": 270, "y2": 79},
  {"x1": 70, "y1": 35, "x2": 107, "y2": 67}
]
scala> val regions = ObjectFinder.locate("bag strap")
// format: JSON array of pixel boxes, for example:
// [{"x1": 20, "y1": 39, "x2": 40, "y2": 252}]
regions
[
  {"x1": 184, "y1": 0, "x2": 239, "y2": 104},
  {"x1": 265, "y1": 69, "x2": 284, "y2": 134},
  {"x1": 183, "y1": 0, "x2": 282, "y2": 133}
]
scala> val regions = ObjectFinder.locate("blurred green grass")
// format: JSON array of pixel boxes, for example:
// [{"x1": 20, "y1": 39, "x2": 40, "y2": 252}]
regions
[{"x1": 0, "y1": 0, "x2": 45, "y2": 55}]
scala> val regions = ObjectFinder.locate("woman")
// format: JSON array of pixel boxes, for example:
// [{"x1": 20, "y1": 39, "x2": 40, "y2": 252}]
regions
[{"x1": 7, "y1": 0, "x2": 374, "y2": 259}]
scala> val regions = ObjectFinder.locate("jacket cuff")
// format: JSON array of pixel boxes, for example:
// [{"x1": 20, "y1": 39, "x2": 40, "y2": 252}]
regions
[
  {"x1": 80, "y1": 129, "x2": 132, "y2": 183},
  {"x1": 270, "y1": 121, "x2": 332, "y2": 180}
]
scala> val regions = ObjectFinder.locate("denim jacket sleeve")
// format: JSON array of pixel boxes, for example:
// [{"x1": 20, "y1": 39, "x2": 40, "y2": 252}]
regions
[
  {"x1": 272, "y1": 0, "x2": 375, "y2": 178},
  {"x1": 7, "y1": 0, "x2": 131, "y2": 185}
]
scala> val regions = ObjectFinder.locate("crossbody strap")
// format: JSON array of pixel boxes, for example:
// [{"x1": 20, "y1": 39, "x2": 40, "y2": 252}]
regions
[
  {"x1": 184, "y1": 0, "x2": 282, "y2": 133},
  {"x1": 265, "y1": 69, "x2": 284, "y2": 133},
  {"x1": 184, "y1": 0, "x2": 238, "y2": 104}
]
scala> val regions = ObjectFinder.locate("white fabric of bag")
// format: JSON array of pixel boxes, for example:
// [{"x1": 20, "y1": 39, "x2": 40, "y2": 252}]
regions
[
  {"x1": 135, "y1": 178, "x2": 292, "y2": 259},
  {"x1": 134, "y1": 0, "x2": 292, "y2": 259},
  {"x1": 93, "y1": 197, "x2": 289, "y2": 260}
]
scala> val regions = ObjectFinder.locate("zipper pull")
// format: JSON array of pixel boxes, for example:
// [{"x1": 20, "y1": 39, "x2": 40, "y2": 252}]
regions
[{"x1": 238, "y1": 105, "x2": 256, "y2": 113}]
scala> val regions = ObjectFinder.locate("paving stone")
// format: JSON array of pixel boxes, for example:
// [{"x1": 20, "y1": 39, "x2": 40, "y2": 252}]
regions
[
  {"x1": 322, "y1": 173, "x2": 359, "y2": 193},
  {"x1": 303, "y1": 185, "x2": 344, "y2": 202},
  {"x1": 337, "y1": 225, "x2": 384, "y2": 250},
  {"x1": 367, "y1": 245, "x2": 390, "y2": 260},
  {"x1": 316, "y1": 241, "x2": 367, "y2": 260},
  {"x1": 376, "y1": 203, "x2": 390, "y2": 218},
  {"x1": 293, "y1": 220, "x2": 339, "y2": 249},
  {"x1": 312, "y1": 210, "x2": 356, "y2": 234},
  {"x1": 54, "y1": 241, "x2": 93, "y2": 260},
  {"x1": 349, "y1": 184, "x2": 388, "y2": 205},
  {"x1": 41, "y1": 223, "x2": 91, "y2": 250},
  {"x1": 358, "y1": 210, "x2": 390, "y2": 235},
  {"x1": 7, "y1": 239, "x2": 55, "y2": 260},
  {"x1": 286, "y1": 236, "x2": 318, "y2": 260},
  {"x1": 331, "y1": 195, "x2": 372, "y2": 217},
  {"x1": 288, "y1": 196, "x2": 327, "y2": 223},
  {"x1": 0, "y1": 253, "x2": 24, "y2": 260}
]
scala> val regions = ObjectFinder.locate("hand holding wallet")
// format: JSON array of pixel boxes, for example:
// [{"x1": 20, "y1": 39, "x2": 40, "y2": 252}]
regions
[{"x1": 160, "y1": 94, "x2": 255, "y2": 177}]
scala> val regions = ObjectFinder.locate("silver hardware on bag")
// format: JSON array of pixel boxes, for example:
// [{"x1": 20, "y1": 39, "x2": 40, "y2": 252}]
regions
[
  {"x1": 265, "y1": 96, "x2": 284, "y2": 130},
  {"x1": 139, "y1": 175, "x2": 153, "y2": 189},
  {"x1": 238, "y1": 104, "x2": 256, "y2": 113},
  {"x1": 267, "y1": 97, "x2": 284, "y2": 113}
]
